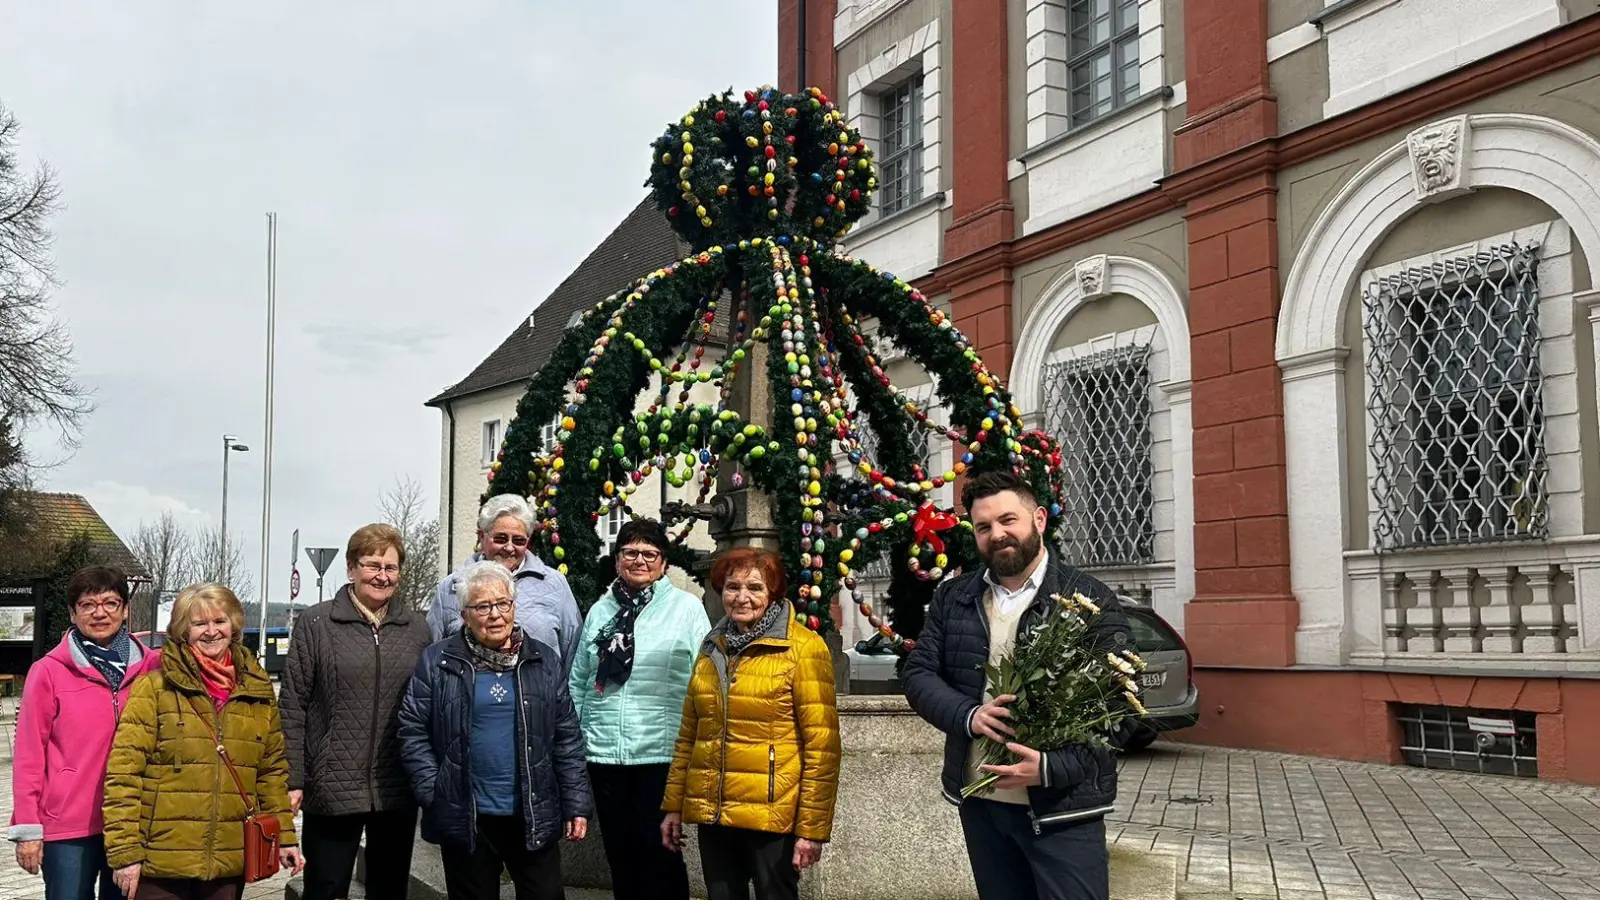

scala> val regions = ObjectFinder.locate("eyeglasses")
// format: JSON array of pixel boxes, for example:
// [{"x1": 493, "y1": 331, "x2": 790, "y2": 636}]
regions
[
  {"x1": 487, "y1": 533, "x2": 529, "y2": 547},
  {"x1": 465, "y1": 600, "x2": 514, "y2": 617},
  {"x1": 357, "y1": 561, "x2": 401, "y2": 576},
  {"x1": 619, "y1": 548, "x2": 662, "y2": 563},
  {"x1": 75, "y1": 599, "x2": 125, "y2": 614}
]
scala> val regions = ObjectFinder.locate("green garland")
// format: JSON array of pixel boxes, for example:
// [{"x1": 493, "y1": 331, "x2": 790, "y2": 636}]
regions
[{"x1": 480, "y1": 86, "x2": 1069, "y2": 646}]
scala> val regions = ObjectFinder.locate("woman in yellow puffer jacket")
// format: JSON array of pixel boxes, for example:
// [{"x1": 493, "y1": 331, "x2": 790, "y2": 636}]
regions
[{"x1": 660, "y1": 548, "x2": 841, "y2": 900}]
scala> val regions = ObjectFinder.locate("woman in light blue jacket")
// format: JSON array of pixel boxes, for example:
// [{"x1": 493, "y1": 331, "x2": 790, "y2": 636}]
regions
[{"x1": 568, "y1": 519, "x2": 710, "y2": 900}]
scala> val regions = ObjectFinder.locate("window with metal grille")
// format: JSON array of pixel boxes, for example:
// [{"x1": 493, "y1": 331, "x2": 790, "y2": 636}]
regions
[
  {"x1": 1043, "y1": 344, "x2": 1154, "y2": 566},
  {"x1": 1395, "y1": 704, "x2": 1538, "y2": 778},
  {"x1": 1069, "y1": 0, "x2": 1141, "y2": 127},
  {"x1": 878, "y1": 75, "x2": 924, "y2": 216},
  {"x1": 1364, "y1": 243, "x2": 1545, "y2": 550}
]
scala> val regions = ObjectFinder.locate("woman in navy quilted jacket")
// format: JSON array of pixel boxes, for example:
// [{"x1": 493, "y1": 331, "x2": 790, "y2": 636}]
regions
[
  {"x1": 567, "y1": 519, "x2": 711, "y2": 900},
  {"x1": 397, "y1": 561, "x2": 592, "y2": 900}
]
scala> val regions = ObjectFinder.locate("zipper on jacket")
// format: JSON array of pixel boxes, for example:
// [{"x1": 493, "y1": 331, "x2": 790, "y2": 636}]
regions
[
  {"x1": 368, "y1": 623, "x2": 382, "y2": 812},
  {"x1": 515, "y1": 657, "x2": 538, "y2": 842},
  {"x1": 767, "y1": 744, "x2": 775, "y2": 803},
  {"x1": 714, "y1": 652, "x2": 734, "y2": 824}
]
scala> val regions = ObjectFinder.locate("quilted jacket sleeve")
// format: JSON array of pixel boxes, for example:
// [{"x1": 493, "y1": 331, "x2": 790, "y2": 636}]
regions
[
  {"x1": 661, "y1": 659, "x2": 701, "y2": 814},
  {"x1": 396, "y1": 653, "x2": 439, "y2": 808},
  {"x1": 277, "y1": 615, "x2": 317, "y2": 792},
  {"x1": 792, "y1": 636, "x2": 841, "y2": 842},
  {"x1": 547, "y1": 661, "x2": 594, "y2": 820},
  {"x1": 901, "y1": 582, "x2": 980, "y2": 737},
  {"x1": 428, "y1": 575, "x2": 460, "y2": 643},
  {"x1": 255, "y1": 703, "x2": 299, "y2": 846},
  {"x1": 103, "y1": 674, "x2": 160, "y2": 869}
]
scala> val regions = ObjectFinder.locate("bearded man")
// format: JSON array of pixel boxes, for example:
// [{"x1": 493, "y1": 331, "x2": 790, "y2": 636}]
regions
[{"x1": 903, "y1": 470, "x2": 1134, "y2": 900}]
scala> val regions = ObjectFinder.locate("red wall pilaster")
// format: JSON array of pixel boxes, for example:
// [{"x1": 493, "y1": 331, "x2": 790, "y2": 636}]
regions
[
  {"x1": 779, "y1": 0, "x2": 839, "y2": 99},
  {"x1": 944, "y1": 0, "x2": 1014, "y2": 262},
  {"x1": 1177, "y1": 0, "x2": 1295, "y2": 667}
]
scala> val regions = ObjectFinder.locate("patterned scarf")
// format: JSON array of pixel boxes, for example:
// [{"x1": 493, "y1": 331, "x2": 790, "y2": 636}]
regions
[
  {"x1": 465, "y1": 625, "x2": 524, "y2": 673},
  {"x1": 191, "y1": 645, "x2": 238, "y2": 710},
  {"x1": 593, "y1": 579, "x2": 656, "y2": 692},
  {"x1": 723, "y1": 599, "x2": 787, "y2": 657},
  {"x1": 73, "y1": 625, "x2": 131, "y2": 692}
]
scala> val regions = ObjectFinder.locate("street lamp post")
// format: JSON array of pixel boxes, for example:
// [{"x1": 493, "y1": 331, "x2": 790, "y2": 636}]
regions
[{"x1": 220, "y1": 434, "x2": 250, "y2": 554}]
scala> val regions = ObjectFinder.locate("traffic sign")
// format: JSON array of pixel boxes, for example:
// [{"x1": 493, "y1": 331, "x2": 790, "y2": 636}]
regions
[
  {"x1": 306, "y1": 547, "x2": 339, "y2": 576},
  {"x1": 290, "y1": 568, "x2": 301, "y2": 600}
]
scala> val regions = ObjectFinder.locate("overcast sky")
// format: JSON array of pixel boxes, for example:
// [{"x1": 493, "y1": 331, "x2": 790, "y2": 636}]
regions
[{"x1": 2, "y1": 1, "x2": 776, "y2": 601}]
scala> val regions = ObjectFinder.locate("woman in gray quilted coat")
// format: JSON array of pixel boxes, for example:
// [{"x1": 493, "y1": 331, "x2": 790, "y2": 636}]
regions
[{"x1": 278, "y1": 523, "x2": 433, "y2": 900}]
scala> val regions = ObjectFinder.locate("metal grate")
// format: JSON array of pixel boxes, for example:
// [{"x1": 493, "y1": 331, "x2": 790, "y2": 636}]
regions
[
  {"x1": 1043, "y1": 344, "x2": 1154, "y2": 567},
  {"x1": 1069, "y1": 0, "x2": 1141, "y2": 126},
  {"x1": 1364, "y1": 243, "x2": 1545, "y2": 550},
  {"x1": 878, "y1": 75, "x2": 924, "y2": 216},
  {"x1": 1396, "y1": 704, "x2": 1538, "y2": 777}
]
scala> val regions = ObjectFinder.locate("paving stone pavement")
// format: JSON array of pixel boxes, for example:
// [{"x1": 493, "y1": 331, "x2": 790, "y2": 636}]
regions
[
  {"x1": 3, "y1": 693, "x2": 1599, "y2": 900},
  {"x1": 1114, "y1": 742, "x2": 1600, "y2": 900}
]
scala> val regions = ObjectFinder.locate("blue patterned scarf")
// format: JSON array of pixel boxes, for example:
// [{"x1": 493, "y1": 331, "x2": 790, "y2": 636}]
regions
[{"x1": 73, "y1": 625, "x2": 132, "y2": 691}]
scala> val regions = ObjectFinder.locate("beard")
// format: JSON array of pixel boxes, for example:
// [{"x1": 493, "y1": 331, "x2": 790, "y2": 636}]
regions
[{"x1": 982, "y1": 523, "x2": 1044, "y2": 578}]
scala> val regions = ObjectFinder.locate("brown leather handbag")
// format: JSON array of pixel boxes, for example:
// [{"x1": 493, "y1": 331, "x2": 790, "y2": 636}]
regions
[{"x1": 190, "y1": 699, "x2": 282, "y2": 883}]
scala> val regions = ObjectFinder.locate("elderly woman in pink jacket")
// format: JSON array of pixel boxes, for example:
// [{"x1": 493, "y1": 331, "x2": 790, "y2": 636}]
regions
[{"x1": 7, "y1": 566, "x2": 160, "y2": 900}]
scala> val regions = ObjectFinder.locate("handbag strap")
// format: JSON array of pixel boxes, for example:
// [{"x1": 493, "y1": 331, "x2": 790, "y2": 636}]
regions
[{"x1": 188, "y1": 697, "x2": 259, "y2": 816}]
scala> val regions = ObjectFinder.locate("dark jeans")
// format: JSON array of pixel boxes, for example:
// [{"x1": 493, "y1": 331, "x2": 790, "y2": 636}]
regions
[
  {"x1": 439, "y1": 814, "x2": 563, "y2": 900},
  {"x1": 697, "y1": 824, "x2": 798, "y2": 900},
  {"x1": 41, "y1": 836, "x2": 122, "y2": 900},
  {"x1": 589, "y1": 763, "x2": 689, "y2": 900},
  {"x1": 132, "y1": 878, "x2": 242, "y2": 900},
  {"x1": 959, "y1": 798, "x2": 1109, "y2": 900},
  {"x1": 300, "y1": 807, "x2": 419, "y2": 900}
]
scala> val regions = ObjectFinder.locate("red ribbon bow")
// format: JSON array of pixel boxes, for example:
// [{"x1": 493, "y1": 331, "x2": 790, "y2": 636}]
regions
[{"x1": 912, "y1": 504, "x2": 958, "y2": 554}]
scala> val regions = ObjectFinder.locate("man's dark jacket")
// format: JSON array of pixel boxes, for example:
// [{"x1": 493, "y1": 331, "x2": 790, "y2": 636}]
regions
[
  {"x1": 395, "y1": 632, "x2": 593, "y2": 853},
  {"x1": 902, "y1": 552, "x2": 1135, "y2": 832},
  {"x1": 279, "y1": 587, "x2": 433, "y2": 816}
]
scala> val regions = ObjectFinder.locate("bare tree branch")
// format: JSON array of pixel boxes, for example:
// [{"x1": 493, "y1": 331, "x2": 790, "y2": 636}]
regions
[
  {"x1": 378, "y1": 476, "x2": 441, "y2": 610},
  {"x1": 0, "y1": 102, "x2": 92, "y2": 448},
  {"x1": 188, "y1": 524, "x2": 254, "y2": 602},
  {"x1": 128, "y1": 512, "x2": 195, "y2": 630}
]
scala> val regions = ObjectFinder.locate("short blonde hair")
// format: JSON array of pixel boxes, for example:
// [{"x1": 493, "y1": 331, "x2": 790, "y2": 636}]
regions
[
  {"x1": 347, "y1": 523, "x2": 406, "y2": 568},
  {"x1": 167, "y1": 583, "x2": 246, "y2": 644}
]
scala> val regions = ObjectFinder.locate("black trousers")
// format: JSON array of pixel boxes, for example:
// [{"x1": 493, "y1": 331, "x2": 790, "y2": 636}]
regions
[
  {"x1": 440, "y1": 814, "x2": 564, "y2": 900},
  {"x1": 300, "y1": 807, "x2": 419, "y2": 900},
  {"x1": 697, "y1": 824, "x2": 798, "y2": 900},
  {"x1": 959, "y1": 799, "x2": 1109, "y2": 900},
  {"x1": 589, "y1": 763, "x2": 690, "y2": 900}
]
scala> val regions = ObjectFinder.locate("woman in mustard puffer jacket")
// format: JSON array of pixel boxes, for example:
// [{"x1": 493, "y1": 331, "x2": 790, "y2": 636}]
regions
[
  {"x1": 103, "y1": 584, "x2": 301, "y2": 900},
  {"x1": 659, "y1": 548, "x2": 841, "y2": 900}
]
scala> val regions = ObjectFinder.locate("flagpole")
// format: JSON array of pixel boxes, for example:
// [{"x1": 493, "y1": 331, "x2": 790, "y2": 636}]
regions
[{"x1": 255, "y1": 212, "x2": 278, "y2": 661}]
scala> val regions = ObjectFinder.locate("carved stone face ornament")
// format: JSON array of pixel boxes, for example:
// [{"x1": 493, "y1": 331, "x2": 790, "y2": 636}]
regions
[{"x1": 1406, "y1": 116, "x2": 1470, "y2": 200}]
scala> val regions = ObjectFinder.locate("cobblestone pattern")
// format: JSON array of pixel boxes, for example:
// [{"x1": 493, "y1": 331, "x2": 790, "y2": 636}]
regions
[{"x1": 1114, "y1": 742, "x2": 1600, "y2": 900}]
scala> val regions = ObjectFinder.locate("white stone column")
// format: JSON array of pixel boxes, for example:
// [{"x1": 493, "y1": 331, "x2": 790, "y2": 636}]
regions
[
  {"x1": 1160, "y1": 380, "x2": 1194, "y2": 633},
  {"x1": 1282, "y1": 348, "x2": 1351, "y2": 665}
]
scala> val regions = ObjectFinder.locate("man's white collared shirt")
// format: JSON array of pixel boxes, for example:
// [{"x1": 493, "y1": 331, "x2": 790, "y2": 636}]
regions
[{"x1": 983, "y1": 551, "x2": 1047, "y2": 619}]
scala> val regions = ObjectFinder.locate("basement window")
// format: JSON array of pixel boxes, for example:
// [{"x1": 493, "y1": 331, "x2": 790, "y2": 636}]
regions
[{"x1": 1395, "y1": 704, "x2": 1538, "y2": 777}]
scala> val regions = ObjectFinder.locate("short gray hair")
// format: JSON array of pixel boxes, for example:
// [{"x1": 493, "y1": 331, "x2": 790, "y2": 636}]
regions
[
  {"x1": 458, "y1": 561, "x2": 515, "y2": 612},
  {"x1": 478, "y1": 493, "x2": 535, "y2": 535}
]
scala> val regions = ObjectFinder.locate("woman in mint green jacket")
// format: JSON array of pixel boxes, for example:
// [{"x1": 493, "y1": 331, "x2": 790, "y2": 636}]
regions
[{"x1": 568, "y1": 519, "x2": 711, "y2": 900}]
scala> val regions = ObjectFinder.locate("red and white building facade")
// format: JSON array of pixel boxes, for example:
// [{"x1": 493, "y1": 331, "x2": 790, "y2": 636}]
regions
[{"x1": 781, "y1": 0, "x2": 1600, "y2": 784}]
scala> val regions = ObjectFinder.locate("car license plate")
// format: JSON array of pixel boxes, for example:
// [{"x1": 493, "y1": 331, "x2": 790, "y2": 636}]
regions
[{"x1": 1140, "y1": 671, "x2": 1167, "y2": 688}]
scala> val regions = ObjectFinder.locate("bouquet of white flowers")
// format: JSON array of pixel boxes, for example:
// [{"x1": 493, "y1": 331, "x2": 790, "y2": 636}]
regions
[{"x1": 961, "y1": 591, "x2": 1147, "y2": 799}]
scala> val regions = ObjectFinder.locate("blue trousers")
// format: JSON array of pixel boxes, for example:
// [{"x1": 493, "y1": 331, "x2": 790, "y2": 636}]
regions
[{"x1": 41, "y1": 836, "x2": 123, "y2": 900}]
